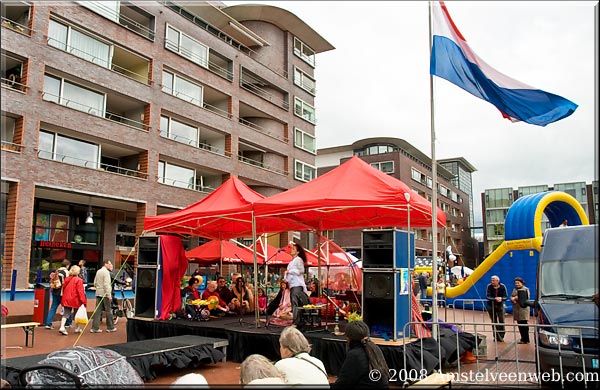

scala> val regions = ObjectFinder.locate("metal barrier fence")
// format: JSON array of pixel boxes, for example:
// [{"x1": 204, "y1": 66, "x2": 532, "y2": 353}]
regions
[{"x1": 398, "y1": 320, "x2": 599, "y2": 388}]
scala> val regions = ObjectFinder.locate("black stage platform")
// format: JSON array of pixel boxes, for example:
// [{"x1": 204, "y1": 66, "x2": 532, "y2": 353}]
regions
[
  {"x1": 126, "y1": 315, "x2": 478, "y2": 377},
  {"x1": 1, "y1": 335, "x2": 226, "y2": 386}
]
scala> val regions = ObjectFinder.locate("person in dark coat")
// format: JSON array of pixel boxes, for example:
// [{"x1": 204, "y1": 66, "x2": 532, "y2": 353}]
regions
[{"x1": 333, "y1": 320, "x2": 389, "y2": 388}]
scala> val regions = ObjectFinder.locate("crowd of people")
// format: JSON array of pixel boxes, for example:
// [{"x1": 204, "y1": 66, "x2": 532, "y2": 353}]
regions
[
  {"x1": 43, "y1": 257, "x2": 131, "y2": 335},
  {"x1": 170, "y1": 321, "x2": 389, "y2": 388}
]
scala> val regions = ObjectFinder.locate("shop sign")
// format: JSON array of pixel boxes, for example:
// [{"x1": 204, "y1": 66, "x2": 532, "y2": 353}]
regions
[{"x1": 38, "y1": 240, "x2": 72, "y2": 249}]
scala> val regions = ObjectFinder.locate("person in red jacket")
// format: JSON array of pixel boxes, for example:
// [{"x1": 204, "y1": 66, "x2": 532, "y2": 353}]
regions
[
  {"x1": 59, "y1": 265, "x2": 87, "y2": 335},
  {"x1": 201, "y1": 280, "x2": 229, "y2": 316}
]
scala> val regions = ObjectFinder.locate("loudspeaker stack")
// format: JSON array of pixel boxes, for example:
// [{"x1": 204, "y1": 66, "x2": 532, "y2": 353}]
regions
[
  {"x1": 134, "y1": 236, "x2": 162, "y2": 318},
  {"x1": 361, "y1": 229, "x2": 414, "y2": 340}
]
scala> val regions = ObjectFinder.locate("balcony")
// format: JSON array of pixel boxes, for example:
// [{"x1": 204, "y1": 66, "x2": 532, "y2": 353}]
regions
[
  {"x1": 238, "y1": 102, "x2": 287, "y2": 142},
  {"x1": 159, "y1": 113, "x2": 230, "y2": 158},
  {"x1": 36, "y1": 134, "x2": 148, "y2": 180},
  {"x1": 240, "y1": 67, "x2": 289, "y2": 110},
  {"x1": 1, "y1": 52, "x2": 28, "y2": 93},
  {"x1": 77, "y1": 1, "x2": 155, "y2": 40},
  {"x1": 1, "y1": 3, "x2": 32, "y2": 36},
  {"x1": 46, "y1": 21, "x2": 151, "y2": 85},
  {"x1": 238, "y1": 142, "x2": 287, "y2": 176},
  {"x1": 42, "y1": 72, "x2": 149, "y2": 132}
]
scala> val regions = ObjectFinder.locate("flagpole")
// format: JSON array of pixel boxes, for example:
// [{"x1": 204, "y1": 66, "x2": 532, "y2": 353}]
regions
[{"x1": 428, "y1": 0, "x2": 439, "y2": 339}]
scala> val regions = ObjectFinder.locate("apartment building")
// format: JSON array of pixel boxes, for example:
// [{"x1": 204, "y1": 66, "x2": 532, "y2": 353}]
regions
[
  {"x1": 316, "y1": 137, "x2": 476, "y2": 265},
  {"x1": 1, "y1": 1, "x2": 333, "y2": 289},
  {"x1": 481, "y1": 180, "x2": 598, "y2": 256}
]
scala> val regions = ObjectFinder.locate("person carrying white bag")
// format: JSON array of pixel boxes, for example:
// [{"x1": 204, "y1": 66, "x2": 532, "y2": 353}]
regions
[{"x1": 59, "y1": 265, "x2": 88, "y2": 335}]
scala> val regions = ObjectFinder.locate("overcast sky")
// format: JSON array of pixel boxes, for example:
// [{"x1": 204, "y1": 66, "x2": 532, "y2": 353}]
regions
[{"x1": 227, "y1": 1, "x2": 597, "y2": 228}]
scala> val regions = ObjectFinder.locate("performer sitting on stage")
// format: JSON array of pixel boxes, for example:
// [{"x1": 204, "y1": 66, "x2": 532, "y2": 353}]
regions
[
  {"x1": 182, "y1": 276, "x2": 202, "y2": 319},
  {"x1": 267, "y1": 280, "x2": 293, "y2": 320},
  {"x1": 201, "y1": 280, "x2": 229, "y2": 317},
  {"x1": 230, "y1": 276, "x2": 254, "y2": 315}
]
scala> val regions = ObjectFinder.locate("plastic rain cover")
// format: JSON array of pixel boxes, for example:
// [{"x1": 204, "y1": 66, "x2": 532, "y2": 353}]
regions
[{"x1": 23, "y1": 346, "x2": 144, "y2": 388}]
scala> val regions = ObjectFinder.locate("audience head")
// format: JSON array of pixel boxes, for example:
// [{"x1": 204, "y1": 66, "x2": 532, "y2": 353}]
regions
[
  {"x1": 61, "y1": 259, "x2": 71, "y2": 268},
  {"x1": 69, "y1": 265, "x2": 80, "y2": 276},
  {"x1": 279, "y1": 325, "x2": 311, "y2": 358},
  {"x1": 344, "y1": 320, "x2": 390, "y2": 382},
  {"x1": 206, "y1": 280, "x2": 217, "y2": 292},
  {"x1": 217, "y1": 276, "x2": 227, "y2": 287},
  {"x1": 257, "y1": 287, "x2": 265, "y2": 297},
  {"x1": 187, "y1": 277, "x2": 199, "y2": 288},
  {"x1": 279, "y1": 280, "x2": 289, "y2": 290},
  {"x1": 171, "y1": 372, "x2": 208, "y2": 387},
  {"x1": 239, "y1": 354, "x2": 285, "y2": 385},
  {"x1": 78, "y1": 259, "x2": 86, "y2": 267},
  {"x1": 235, "y1": 277, "x2": 245, "y2": 288}
]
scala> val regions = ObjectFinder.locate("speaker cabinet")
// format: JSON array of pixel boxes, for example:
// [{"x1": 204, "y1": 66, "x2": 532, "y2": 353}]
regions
[
  {"x1": 364, "y1": 273, "x2": 394, "y2": 299},
  {"x1": 362, "y1": 229, "x2": 414, "y2": 269},
  {"x1": 134, "y1": 267, "x2": 158, "y2": 318},
  {"x1": 362, "y1": 270, "x2": 412, "y2": 340},
  {"x1": 134, "y1": 236, "x2": 162, "y2": 319},
  {"x1": 138, "y1": 236, "x2": 159, "y2": 265}
]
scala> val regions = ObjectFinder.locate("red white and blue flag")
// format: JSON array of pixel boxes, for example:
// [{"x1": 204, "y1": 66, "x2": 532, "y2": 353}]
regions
[{"x1": 430, "y1": 1, "x2": 577, "y2": 126}]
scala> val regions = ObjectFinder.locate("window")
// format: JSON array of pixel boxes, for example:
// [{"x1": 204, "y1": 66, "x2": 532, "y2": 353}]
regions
[
  {"x1": 439, "y1": 184, "x2": 449, "y2": 197},
  {"x1": 160, "y1": 115, "x2": 198, "y2": 147},
  {"x1": 43, "y1": 74, "x2": 105, "y2": 117},
  {"x1": 293, "y1": 37, "x2": 315, "y2": 67},
  {"x1": 370, "y1": 161, "x2": 394, "y2": 174},
  {"x1": 411, "y1": 168, "x2": 425, "y2": 183},
  {"x1": 48, "y1": 19, "x2": 111, "y2": 68},
  {"x1": 294, "y1": 128, "x2": 316, "y2": 154},
  {"x1": 293, "y1": 67, "x2": 316, "y2": 94},
  {"x1": 1, "y1": 114, "x2": 15, "y2": 145},
  {"x1": 165, "y1": 25, "x2": 208, "y2": 68},
  {"x1": 426, "y1": 176, "x2": 433, "y2": 189},
  {"x1": 38, "y1": 130, "x2": 99, "y2": 168},
  {"x1": 158, "y1": 160, "x2": 196, "y2": 190},
  {"x1": 450, "y1": 191, "x2": 458, "y2": 202},
  {"x1": 161, "y1": 70, "x2": 203, "y2": 106},
  {"x1": 295, "y1": 160, "x2": 316, "y2": 182},
  {"x1": 294, "y1": 97, "x2": 316, "y2": 124}
]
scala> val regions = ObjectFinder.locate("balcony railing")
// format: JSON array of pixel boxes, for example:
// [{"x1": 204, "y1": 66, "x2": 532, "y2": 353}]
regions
[
  {"x1": 238, "y1": 118, "x2": 286, "y2": 142},
  {"x1": 157, "y1": 176, "x2": 216, "y2": 194},
  {"x1": 1, "y1": 140, "x2": 24, "y2": 153},
  {"x1": 36, "y1": 150, "x2": 148, "y2": 179},
  {"x1": 164, "y1": 38, "x2": 234, "y2": 81},
  {"x1": 41, "y1": 91, "x2": 149, "y2": 131},
  {"x1": 238, "y1": 155, "x2": 287, "y2": 176},
  {"x1": 161, "y1": 84, "x2": 231, "y2": 119},
  {"x1": 158, "y1": 129, "x2": 230, "y2": 157},
  {"x1": 1, "y1": 16, "x2": 31, "y2": 36},
  {"x1": 1, "y1": 76, "x2": 28, "y2": 92},
  {"x1": 241, "y1": 79, "x2": 289, "y2": 110}
]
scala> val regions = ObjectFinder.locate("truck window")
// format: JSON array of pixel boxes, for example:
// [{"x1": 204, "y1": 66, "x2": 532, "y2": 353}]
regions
[{"x1": 540, "y1": 258, "x2": 596, "y2": 297}]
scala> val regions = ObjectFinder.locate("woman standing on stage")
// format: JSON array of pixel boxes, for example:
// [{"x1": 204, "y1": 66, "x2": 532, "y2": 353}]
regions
[{"x1": 284, "y1": 242, "x2": 310, "y2": 326}]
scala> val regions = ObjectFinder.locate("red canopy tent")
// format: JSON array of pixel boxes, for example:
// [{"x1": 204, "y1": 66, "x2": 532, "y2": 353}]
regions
[
  {"x1": 185, "y1": 240, "x2": 261, "y2": 265},
  {"x1": 253, "y1": 156, "x2": 446, "y2": 231},
  {"x1": 143, "y1": 176, "x2": 303, "y2": 239}
]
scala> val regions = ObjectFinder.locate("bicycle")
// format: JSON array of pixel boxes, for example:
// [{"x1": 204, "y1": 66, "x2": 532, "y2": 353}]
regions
[{"x1": 112, "y1": 285, "x2": 134, "y2": 324}]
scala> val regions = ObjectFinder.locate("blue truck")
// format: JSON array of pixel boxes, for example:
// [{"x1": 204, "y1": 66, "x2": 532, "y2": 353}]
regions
[{"x1": 535, "y1": 224, "x2": 599, "y2": 387}]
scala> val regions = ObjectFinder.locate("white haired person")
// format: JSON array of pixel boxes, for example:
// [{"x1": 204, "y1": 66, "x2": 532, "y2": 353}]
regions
[
  {"x1": 171, "y1": 372, "x2": 208, "y2": 387},
  {"x1": 334, "y1": 320, "x2": 389, "y2": 388},
  {"x1": 240, "y1": 354, "x2": 286, "y2": 386},
  {"x1": 275, "y1": 325, "x2": 329, "y2": 386}
]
